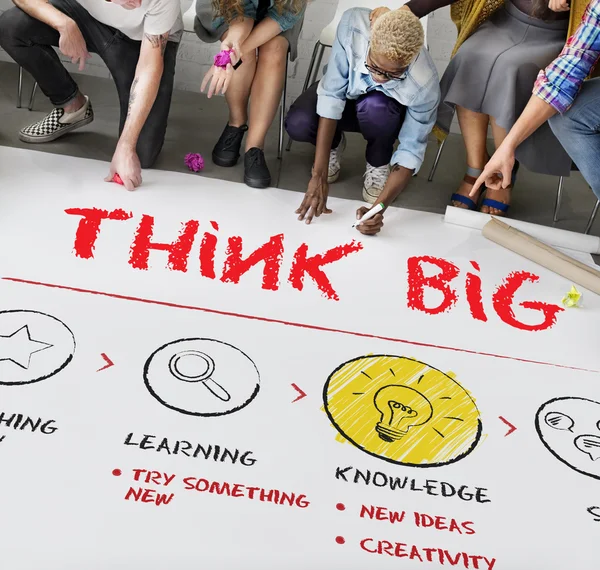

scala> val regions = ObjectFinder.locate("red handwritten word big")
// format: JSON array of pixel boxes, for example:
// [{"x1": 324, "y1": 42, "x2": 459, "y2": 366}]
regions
[{"x1": 407, "y1": 257, "x2": 563, "y2": 331}]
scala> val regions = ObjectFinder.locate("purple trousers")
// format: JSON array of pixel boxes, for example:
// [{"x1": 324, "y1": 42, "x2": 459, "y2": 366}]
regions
[{"x1": 285, "y1": 82, "x2": 406, "y2": 167}]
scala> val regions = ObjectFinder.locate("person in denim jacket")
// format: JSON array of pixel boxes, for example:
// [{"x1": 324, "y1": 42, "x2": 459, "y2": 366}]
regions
[
  {"x1": 285, "y1": 8, "x2": 440, "y2": 235},
  {"x1": 195, "y1": 0, "x2": 306, "y2": 188}
]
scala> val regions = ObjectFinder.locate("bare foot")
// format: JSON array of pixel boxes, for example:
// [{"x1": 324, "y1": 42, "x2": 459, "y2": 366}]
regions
[{"x1": 480, "y1": 186, "x2": 511, "y2": 216}]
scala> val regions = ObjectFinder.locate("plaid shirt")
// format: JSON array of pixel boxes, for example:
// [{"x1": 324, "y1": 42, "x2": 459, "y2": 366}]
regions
[{"x1": 533, "y1": 0, "x2": 600, "y2": 114}]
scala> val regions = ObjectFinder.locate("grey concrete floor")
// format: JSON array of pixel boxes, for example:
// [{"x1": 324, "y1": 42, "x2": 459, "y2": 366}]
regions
[{"x1": 2, "y1": 61, "x2": 599, "y2": 239}]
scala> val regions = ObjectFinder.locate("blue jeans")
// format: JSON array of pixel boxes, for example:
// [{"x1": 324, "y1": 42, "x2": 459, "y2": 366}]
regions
[{"x1": 549, "y1": 78, "x2": 600, "y2": 201}]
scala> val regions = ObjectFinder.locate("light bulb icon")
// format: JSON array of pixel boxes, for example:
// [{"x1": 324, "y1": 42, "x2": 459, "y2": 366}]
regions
[{"x1": 374, "y1": 385, "x2": 433, "y2": 442}]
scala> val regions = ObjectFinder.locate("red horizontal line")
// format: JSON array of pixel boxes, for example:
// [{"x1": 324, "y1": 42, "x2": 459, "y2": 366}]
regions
[{"x1": 3, "y1": 276, "x2": 597, "y2": 373}]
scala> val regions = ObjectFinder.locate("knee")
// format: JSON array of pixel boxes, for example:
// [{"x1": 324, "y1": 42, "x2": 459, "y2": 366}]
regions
[
  {"x1": 258, "y1": 36, "x2": 289, "y2": 65},
  {"x1": 237, "y1": 41, "x2": 257, "y2": 63},
  {"x1": 358, "y1": 93, "x2": 402, "y2": 131},
  {"x1": 0, "y1": 8, "x2": 29, "y2": 49},
  {"x1": 549, "y1": 112, "x2": 574, "y2": 138},
  {"x1": 549, "y1": 111, "x2": 565, "y2": 129},
  {"x1": 284, "y1": 105, "x2": 312, "y2": 141}
]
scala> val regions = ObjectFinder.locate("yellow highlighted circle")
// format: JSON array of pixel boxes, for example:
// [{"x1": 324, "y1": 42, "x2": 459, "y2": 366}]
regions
[{"x1": 323, "y1": 355, "x2": 482, "y2": 467}]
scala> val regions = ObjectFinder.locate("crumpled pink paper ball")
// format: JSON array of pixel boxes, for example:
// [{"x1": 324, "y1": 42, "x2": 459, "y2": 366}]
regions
[
  {"x1": 185, "y1": 153, "x2": 204, "y2": 172},
  {"x1": 214, "y1": 49, "x2": 234, "y2": 68}
]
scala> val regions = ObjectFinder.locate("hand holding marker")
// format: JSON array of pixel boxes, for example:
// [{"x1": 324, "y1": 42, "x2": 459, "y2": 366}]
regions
[{"x1": 353, "y1": 202, "x2": 385, "y2": 228}]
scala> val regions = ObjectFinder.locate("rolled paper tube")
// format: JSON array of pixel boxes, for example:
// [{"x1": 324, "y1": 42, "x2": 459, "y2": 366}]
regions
[
  {"x1": 444, "y1": 206, "x2": 600, "y2": 255},
  {"x1": 482, "y1": 218, "x2": 600, "y2": 295},
  {"x1": 214, "y1": 49, "x2": 234, "y2": 68}
]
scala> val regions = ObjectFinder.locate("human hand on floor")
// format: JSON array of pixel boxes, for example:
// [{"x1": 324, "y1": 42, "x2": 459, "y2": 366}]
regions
[
  {"x1": 470, "y1": 142, "x2": 516, "y2": 196},
  {"x1": 201, "y1": 40, "x2": 241, "y2": 98},
  {"x1": 58, "y1": 19, "x2": 91, "y2": 71},
  {"x1": 549, "y1": 0, "x2": 570, "y2": 12},
  {"x1": 355, "y1": 206, "x2": 384, "y2": 235},
  {"x1": 296, "y1": 173, "x2": 332, "y2": 224},
  {"x1": 105, "y1": 144, "x2": 142, "y2": 191}
]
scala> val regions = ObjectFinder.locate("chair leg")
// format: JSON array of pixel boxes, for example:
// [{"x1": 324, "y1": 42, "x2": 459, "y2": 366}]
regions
[
  {"x1": 286, "y1": 42, "x2": 321, "y2": 153},
  {"x1": 303, "y1": 42, "x2": 321, "y2": 93},
  {"x1": 584, "y1": 199, "x2": 599, "y2": 234},
  {"x1": 17, "y1": 66, "x2": 23, "y2": 109},
  {"x1": 312, "y1": 43, "x2": 326, "y2": 86},
  {"x1": 428, "y1": 138, "x2": 446, "y2": 182},
  {"x1": 278, "y1": 57, "x2": 289, "y2": 160},
  {"x1": 28, "y1": 82, "x2": 38, "y2": 111},
  {"x1": 553, "y1": 176, "x2": 564, "y2": 223}
]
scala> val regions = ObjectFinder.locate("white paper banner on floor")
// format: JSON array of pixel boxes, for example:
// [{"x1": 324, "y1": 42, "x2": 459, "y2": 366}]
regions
[{"x1": 0, "y1": 146, "x2": 599, "y2": 570}]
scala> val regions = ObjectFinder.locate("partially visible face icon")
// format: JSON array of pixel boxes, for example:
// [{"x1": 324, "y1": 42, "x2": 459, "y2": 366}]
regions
[{"x1": 536, "y1": 397, "x2": 600, "y2": 480}]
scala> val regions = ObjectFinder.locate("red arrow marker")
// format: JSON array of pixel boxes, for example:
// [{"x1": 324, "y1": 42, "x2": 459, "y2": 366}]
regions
[
  {"x1": 97, "y1": 353, "x2": 114, "y2": 372},
  {"x1": 291, "y1": 383, "x2": 307, "y2": 403},
  {"x1": 499, "y1": 416, "x2": 517, "y2": 437}
]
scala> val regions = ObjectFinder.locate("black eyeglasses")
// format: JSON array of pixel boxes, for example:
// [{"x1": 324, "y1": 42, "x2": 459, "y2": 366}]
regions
[
  {"x1": 364, "y1": 62, "x2": 407, "y2": 81},
  {"x1": 365, "y1": 46, "x2": 408, "y2": 81}
]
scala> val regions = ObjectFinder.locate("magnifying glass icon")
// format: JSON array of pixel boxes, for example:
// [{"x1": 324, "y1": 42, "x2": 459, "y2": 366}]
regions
[{"x1": 168, "y1": 350, "x2": 231, "y2": 402}]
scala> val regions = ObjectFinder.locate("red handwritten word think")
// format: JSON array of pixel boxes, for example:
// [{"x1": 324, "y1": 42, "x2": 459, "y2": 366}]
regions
[
  {"x1": 407, "y1": 257, "x2": 563, "y2": 332},
  {"x1": 64, "y1": 208, "x2": 363, "y2": 301}
]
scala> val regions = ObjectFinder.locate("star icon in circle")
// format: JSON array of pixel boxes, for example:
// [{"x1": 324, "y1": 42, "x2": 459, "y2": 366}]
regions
[{"x1": 0, "y1": 325, "x2": 53, "y2": 369}]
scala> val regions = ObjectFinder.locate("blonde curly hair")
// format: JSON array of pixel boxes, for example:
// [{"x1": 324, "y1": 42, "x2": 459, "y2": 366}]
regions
[
  {"x1": 213, "y1": 0, "x2": 306, "y2": 23},
  {"x1": 371, "y1": 9, "x2": 424, "y2": 67}
]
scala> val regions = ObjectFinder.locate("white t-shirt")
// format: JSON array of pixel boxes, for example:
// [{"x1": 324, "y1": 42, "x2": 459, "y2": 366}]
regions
[{"x1": 76, "y1": 0, "x2": 183, "y2": 42}]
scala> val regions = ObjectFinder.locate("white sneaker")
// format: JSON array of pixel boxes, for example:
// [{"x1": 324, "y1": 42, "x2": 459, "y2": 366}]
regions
[
  {"x1": 327, "y1": 132, "x2": 346, "y2": 183},
  {"x1": 363, "y1": 162, "x2": 390, "y2": 204},
  {"x1": 19, "y1": 96, "x2": 94, "y2": 144}
]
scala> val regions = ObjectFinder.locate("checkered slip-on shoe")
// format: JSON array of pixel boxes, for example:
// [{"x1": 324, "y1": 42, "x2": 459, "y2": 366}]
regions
[{"x1": 19, "y1": 96, "x2": 94, "y2": 144}]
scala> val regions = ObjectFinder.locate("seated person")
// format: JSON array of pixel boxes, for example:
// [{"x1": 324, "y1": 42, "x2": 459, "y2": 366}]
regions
[
  {"x1": 373, "y1": 0, "x2": 590, "y2": 216},
  {"x1": 196, "y1": 0, "x2": 306, "y2": 189},
  {"x1": 0, "y1": 0, "x2": 182, "y2": 190},
  {"x1": 284, "y1": 8, "x2": 440, "y2": 235},
  {"x1": 472, "y1": 0, "x2": 600, "y2": 211}
]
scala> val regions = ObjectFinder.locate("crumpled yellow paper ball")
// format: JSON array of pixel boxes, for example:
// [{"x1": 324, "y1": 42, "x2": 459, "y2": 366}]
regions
[{"x1": 562, "y1": 285, "x2": 582, "y2": 308}]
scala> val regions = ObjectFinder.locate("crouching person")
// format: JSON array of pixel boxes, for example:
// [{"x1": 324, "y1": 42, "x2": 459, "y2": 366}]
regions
[{"x1": 285, "y1": 7, "x2": 440, "y2": 234}]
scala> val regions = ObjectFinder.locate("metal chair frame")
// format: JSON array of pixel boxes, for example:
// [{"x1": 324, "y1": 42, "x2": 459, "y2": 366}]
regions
[{"x1": 17, "y1": 66, "x2": 38, "y2": 111}]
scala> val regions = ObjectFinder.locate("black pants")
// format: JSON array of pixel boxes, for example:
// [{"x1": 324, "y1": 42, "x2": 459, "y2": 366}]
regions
[{"x1": 0, "y1": 0, "x2": 178, "y2": 168}]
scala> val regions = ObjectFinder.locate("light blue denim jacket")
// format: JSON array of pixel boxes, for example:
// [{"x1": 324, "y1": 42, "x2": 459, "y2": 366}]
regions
[
  {"x1": 212, "y1": 0, "x2": 305, "y2": 33},
  {"x1": 317, "y1": 8, "x2": 440, "y2": 172}
]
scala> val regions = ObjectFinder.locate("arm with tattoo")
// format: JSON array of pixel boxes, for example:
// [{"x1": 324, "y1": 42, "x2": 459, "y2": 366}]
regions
[{"x1": 118, "y1": 32, "x2": 169, "y2": 151}]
